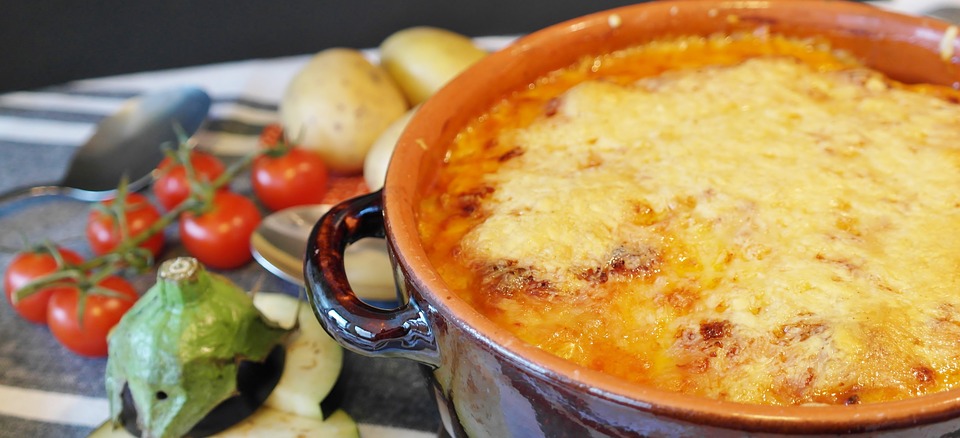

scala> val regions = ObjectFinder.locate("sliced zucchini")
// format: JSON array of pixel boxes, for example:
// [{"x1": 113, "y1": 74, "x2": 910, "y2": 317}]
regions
[
  {"x1": 88, "y1": 421, "x2": 132, "y2": 438},
  {"x1": 252, "y1": 292, "x2": 345, "y2": 420},
  {"x1": 219, "y1": 407, "x2": 359, "y2": 437},
  {"x1": 89, "y1": 408, "x2": 359, "y2": 438}
]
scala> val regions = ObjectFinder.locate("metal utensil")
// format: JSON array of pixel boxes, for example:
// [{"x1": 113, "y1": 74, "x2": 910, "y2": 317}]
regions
[
  {"x1": 0, "y1": 86, "x2": 211, "y2": 205},
  {"x1": 250, "y1": 204, "x2": 397, "y2": 302},
  {"x1": 926, "y1": 7, "x2": 960, "y2": 23}
]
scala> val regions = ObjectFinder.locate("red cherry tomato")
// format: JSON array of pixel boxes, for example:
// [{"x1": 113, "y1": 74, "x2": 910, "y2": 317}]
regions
[
  {"x1": 252, "y1": 147, "x2": 329, "y2": 211},
  {"x1": 153, "y1": 151, "x2": 226, "y2": 211},
  {"x1": 3, "y1": 247, "x2": 84, "y2": 324},
  {"x1": 179, "y1": 191, "x2": 262, "y2": 269},
  {"x1": 258, "y1": 123, "x2": 284, "y2": 147},
  {"x1": 86, "y1": 192, "x2": 165, "y2": 258},
  {"x1": 47, "y1": 275, "x2": 138, "y2": 357}
]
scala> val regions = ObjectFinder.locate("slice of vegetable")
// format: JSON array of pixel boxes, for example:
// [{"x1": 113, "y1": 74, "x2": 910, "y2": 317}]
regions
[
  {"x1": 222, "y1": 408, "x2": 359, "y2": 437},
  {"x1": 88, "y1": 408, "x2": 360, "y2": 438},
  {"x1": 251, "y1": 292, "x2": 345, "y2": 420},
  {"x1": 105, "y1": 257, "x2": 291, "y2": 438}
]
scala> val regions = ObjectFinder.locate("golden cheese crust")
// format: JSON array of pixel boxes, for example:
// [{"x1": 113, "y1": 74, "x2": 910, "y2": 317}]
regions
[{"x1": 417, "y1": 34, "x2": 960, "y2": 405}]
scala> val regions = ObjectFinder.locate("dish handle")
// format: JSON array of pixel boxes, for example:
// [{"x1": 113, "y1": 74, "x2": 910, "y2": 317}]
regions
[{"x1": 304, "y1": 190, "x2": 440, "y2": 367}]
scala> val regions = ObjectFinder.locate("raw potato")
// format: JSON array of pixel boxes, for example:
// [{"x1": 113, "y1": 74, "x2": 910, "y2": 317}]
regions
[
  {"x1": 380, "y1": 27, "x2": 487, "y2": 105},
  {"x1": 281, "y1": 48, "x2": 408, "y2": 173},
  {"x1": 363, "y1": 106, "x2": 417, "y2": 190}
]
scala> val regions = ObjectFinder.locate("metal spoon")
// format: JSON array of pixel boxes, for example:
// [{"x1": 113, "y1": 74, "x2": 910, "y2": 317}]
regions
[
  {"x1": 250, "y1": 204, "x2": 397, "y2": 302},
  {"x1": 926, "y1": 7, "x2": 960, "y2": 23},
  {"x1": 0, "y1": 86, "x2": 211, "y2": 205}
]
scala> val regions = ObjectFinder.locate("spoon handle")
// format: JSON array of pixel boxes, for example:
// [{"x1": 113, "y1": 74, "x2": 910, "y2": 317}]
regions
[
  {"x1": 0, "y1": 183, "x2": 61, "y2": 202},
  {"x1": 0, "y1": 184, "x2": 97, "y2": 210}
]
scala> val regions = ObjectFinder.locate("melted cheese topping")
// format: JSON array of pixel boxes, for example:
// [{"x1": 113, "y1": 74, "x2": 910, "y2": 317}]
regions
[{"x1": 417, "y1": 35, "x2": 960, "y2": 405}]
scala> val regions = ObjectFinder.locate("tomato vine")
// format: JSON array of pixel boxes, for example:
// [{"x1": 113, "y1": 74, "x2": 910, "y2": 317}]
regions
[{"x1": 5, "y1": 124, "x2": 315, "y2": 355}]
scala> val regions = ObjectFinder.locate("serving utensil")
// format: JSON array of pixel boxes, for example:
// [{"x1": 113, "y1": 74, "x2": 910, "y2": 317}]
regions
[
  {"x1": 250, "y1": 204, "x2": 396, "y2": 302},
  {"x1": 0, "y1": 86, "x2": 211, "y2": 206},
  {"x1": 927, "y1": 7, "x2": 960, "y2": 23}
]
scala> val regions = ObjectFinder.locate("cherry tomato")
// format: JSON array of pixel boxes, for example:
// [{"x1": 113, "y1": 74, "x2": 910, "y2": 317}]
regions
[
  {"x1": 86, "y1": 192, "x2": 165, "y2": 258},
  {"x1": 47, "y1": 275, "x2": 138, "y2": 357},
  {"x1": 252, "y1": 147, "x2": 329, "y2": 211},
  {"x1": 153, "y1": 150, "x2": 226, "y2": 211},
  {"x1": 258, "y1": 123, "x2": 284, "y2": 147},
  {"x1": 179, "y1": 191, "x2": 262, "y2": 269},
  {"x1": 3, "y1": 247, "x2": 84, "y2": 324}
]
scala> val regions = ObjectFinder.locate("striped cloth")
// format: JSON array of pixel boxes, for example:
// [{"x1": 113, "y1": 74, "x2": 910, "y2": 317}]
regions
[{"x1": 0, "y1": 36, "x2": 516, "y2": 160}]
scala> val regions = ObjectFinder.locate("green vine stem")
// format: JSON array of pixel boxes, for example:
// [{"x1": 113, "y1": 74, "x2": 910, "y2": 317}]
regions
[{"x1": 11, "y1": 130, "x2": 278, "y2": 305}]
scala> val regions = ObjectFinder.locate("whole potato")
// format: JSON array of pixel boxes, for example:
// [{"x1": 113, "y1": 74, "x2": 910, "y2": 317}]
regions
[
  {"x1": 363, "y1": 106, "x2": 417, "y2": 190},
  {"x1": 380, "y1": 27, "x2": 487, "y2": 105},
  {"x1": 281, "y1": 48, "x2": 408, "y2": 174}
]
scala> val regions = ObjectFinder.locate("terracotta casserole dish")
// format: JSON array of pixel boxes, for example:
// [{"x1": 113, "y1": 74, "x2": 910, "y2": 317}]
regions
[{"x1": 305, "y1": 1, "x2": 960, "y2": 436}]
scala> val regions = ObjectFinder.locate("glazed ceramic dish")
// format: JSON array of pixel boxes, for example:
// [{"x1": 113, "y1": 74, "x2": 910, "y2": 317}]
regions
[{"x1": 305, "y1": 1, "x2": 960, "y2": 436}]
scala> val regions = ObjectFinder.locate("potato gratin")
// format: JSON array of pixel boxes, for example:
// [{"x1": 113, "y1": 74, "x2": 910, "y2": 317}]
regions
[{"x1": 417, "y1": 34, "x2": 960, "y2": 406}]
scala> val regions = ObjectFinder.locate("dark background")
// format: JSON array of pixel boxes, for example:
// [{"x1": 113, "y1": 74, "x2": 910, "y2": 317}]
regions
[{"x1": 0, "y1": 0, "x2": 646, "y2": 93}]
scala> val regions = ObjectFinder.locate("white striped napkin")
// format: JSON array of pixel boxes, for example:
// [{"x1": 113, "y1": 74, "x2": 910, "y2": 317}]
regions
[{"x1": 0, "y1": 36, "x2": 517, "y2": 158}]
